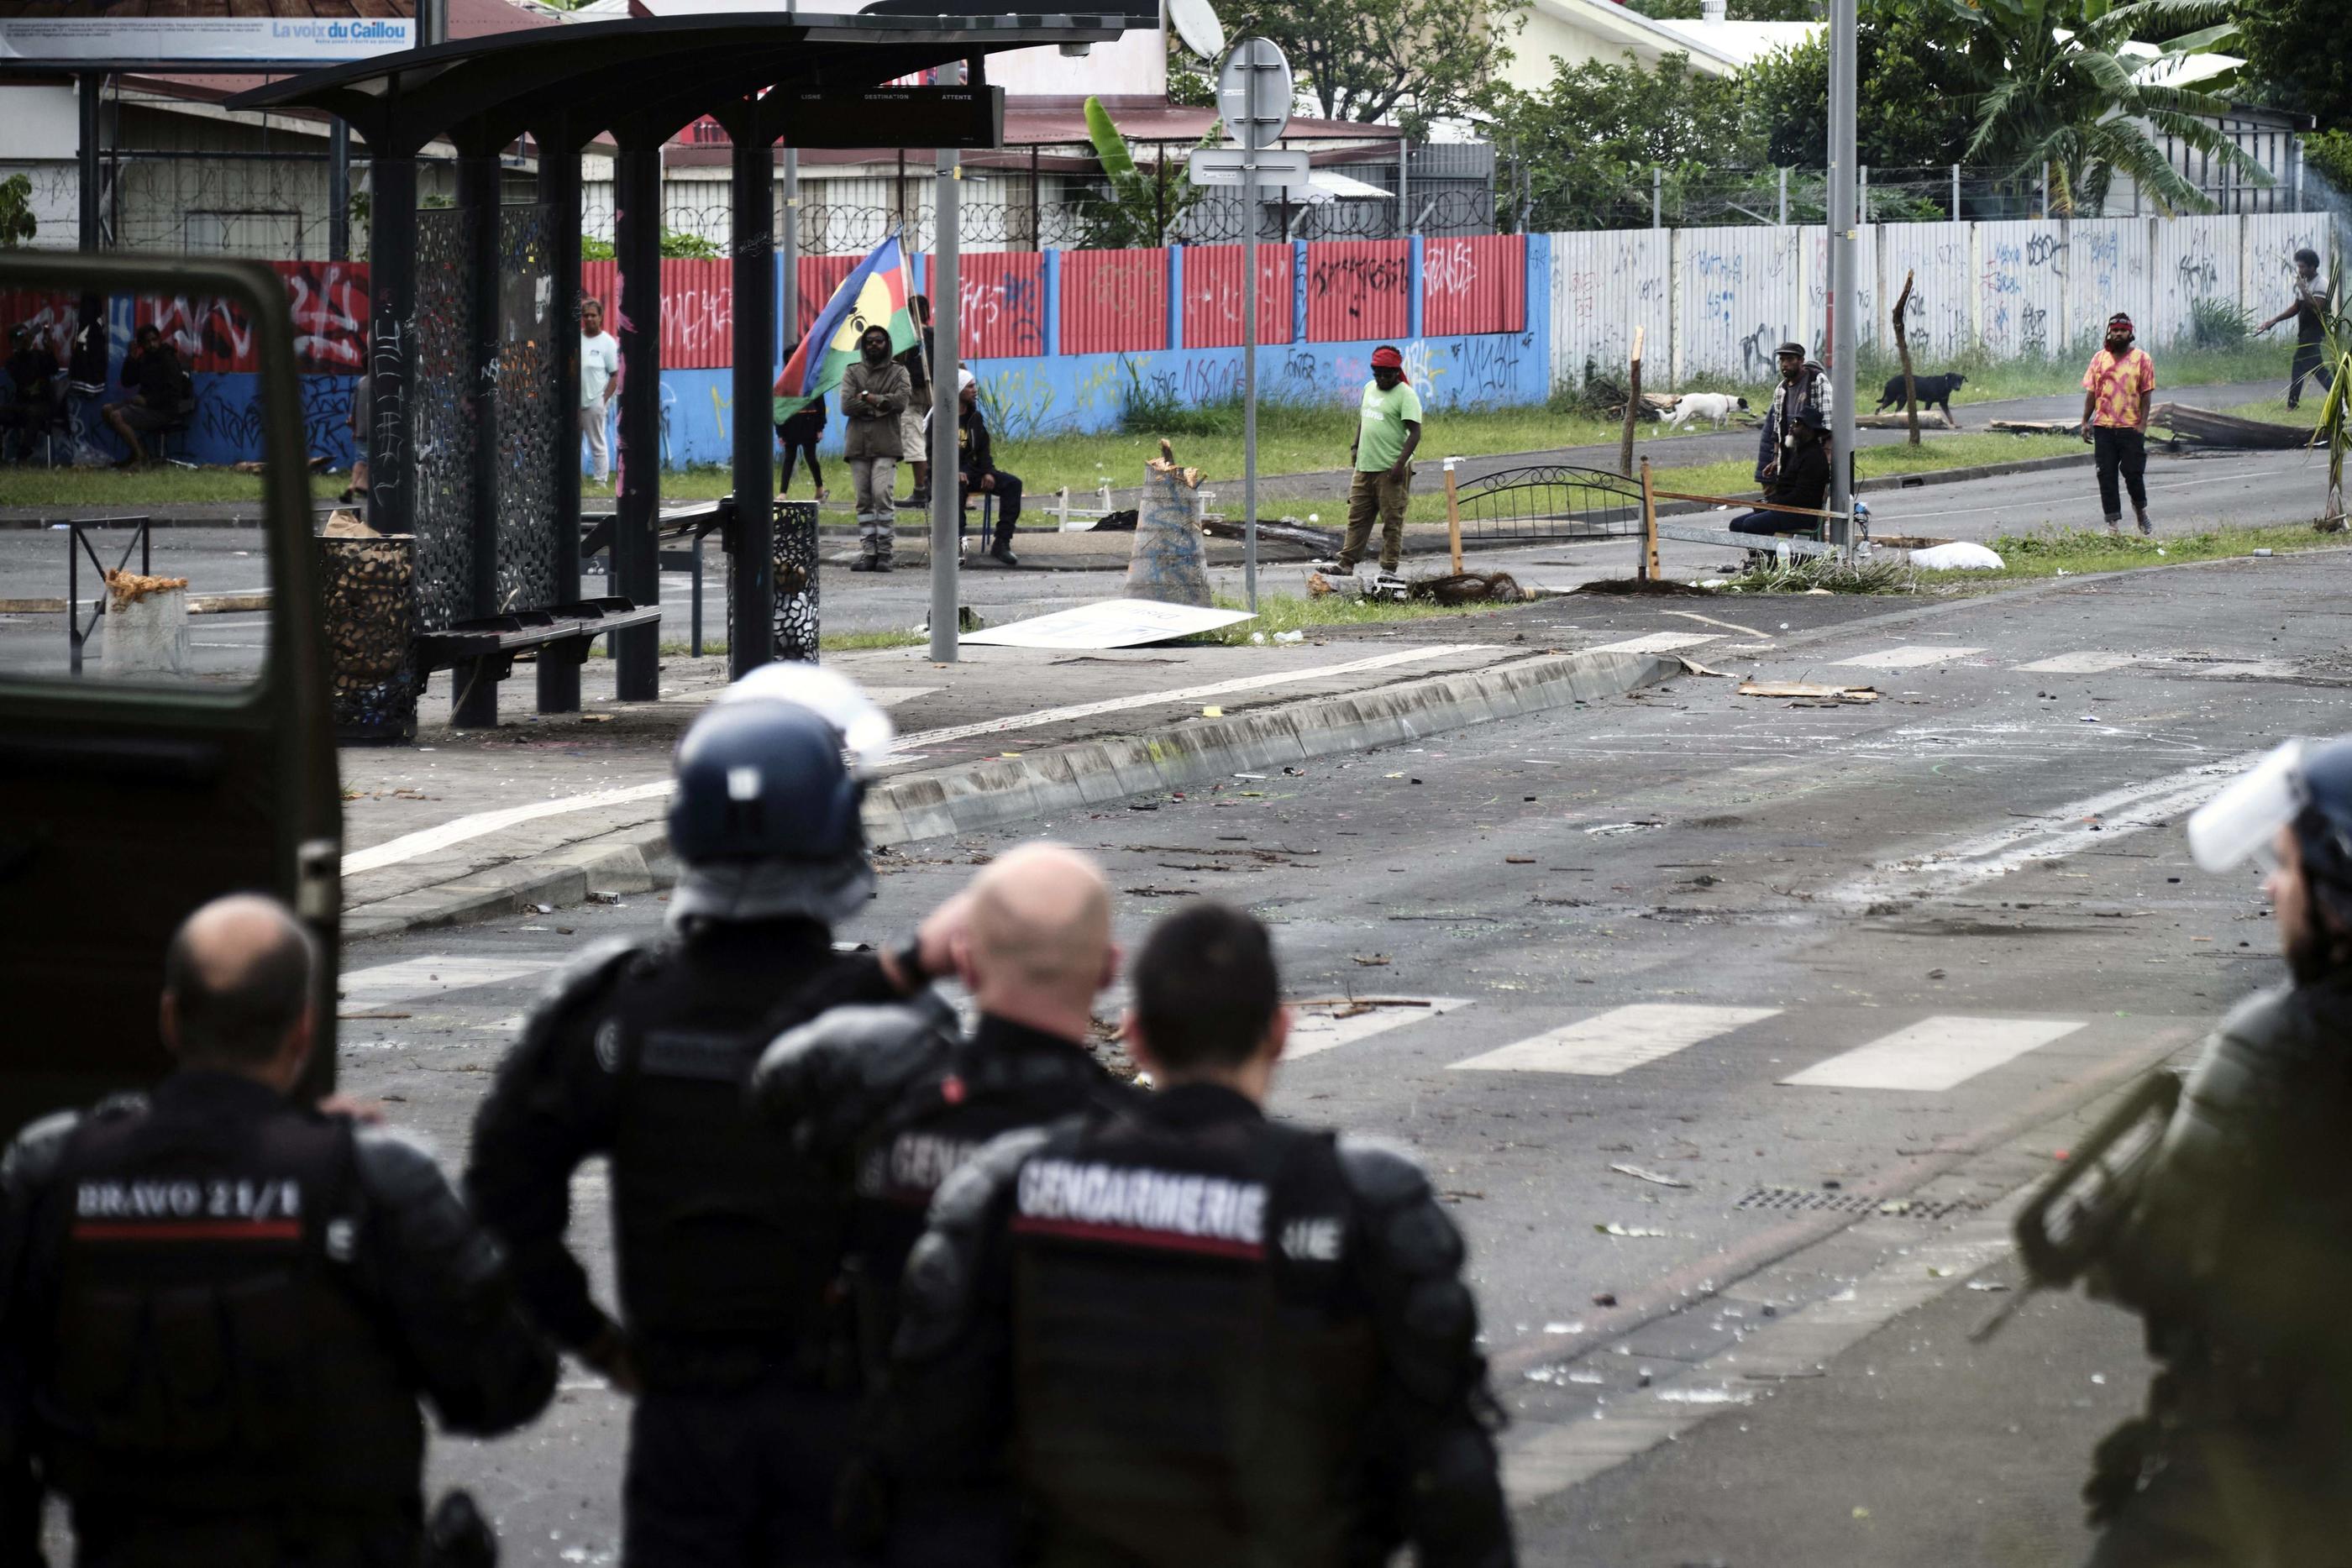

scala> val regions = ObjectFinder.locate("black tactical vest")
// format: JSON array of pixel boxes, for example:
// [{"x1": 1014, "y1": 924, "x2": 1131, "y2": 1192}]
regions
[
  {"x1": 596, "y1": 936, "x2": 873, "y2": 1386},
  {"x1": 1007, "y1": 1092, "x2": 1383, "y2": 1568},
  {"x1": 848, "y1": 1020, "x2": 1115, "y2": 1376},
  {"x1": 33, "y1": 1080, "x2": 423, "y2": 1519}
]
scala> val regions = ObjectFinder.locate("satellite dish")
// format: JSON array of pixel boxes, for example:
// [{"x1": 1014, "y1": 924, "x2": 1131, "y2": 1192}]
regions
[{"x1": 1168, "y1": 0, "x2": 1226, "y2": 64}]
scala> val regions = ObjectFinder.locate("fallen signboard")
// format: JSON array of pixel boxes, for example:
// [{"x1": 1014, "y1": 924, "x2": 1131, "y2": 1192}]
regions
[{"x1": 958, "y1": 597, "x2": 1254, "y2": 650}]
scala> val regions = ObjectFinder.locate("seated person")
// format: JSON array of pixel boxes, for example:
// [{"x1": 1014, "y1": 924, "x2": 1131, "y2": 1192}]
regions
[
  {"x1": 1735, "y1": 343, "x2": 1830, "y2": 538},
  {"x1": 103, "y1": 323, "x2": 194, "y2": 467},
  {"x1": 957, "y1": 368, "x2": 1023, "y2": 567},
  {"x1": 0, "y1": 324, "x2": 62, "y2": 454}
]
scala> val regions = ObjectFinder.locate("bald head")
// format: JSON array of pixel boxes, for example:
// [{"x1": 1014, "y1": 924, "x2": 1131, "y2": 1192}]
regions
[
  {"x1": 958, "y1": 843, "x2": 1115, "y2": 1027},
  {"x1": 161, "y1": 894, "x2": 318, "y2": 1072}
]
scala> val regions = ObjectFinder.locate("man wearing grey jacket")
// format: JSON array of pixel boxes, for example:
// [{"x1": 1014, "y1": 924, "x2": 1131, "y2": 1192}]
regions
[{"x1": 843, "y1": 326, "x2": 911, "y2": 573}]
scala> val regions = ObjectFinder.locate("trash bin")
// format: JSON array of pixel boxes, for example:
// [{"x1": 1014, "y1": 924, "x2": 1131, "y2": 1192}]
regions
[
  {"x1": 725, "y1": 498, "x2": 822, "y2": 664},
  {"x1": 99, "y1": 571, "x2": 192, "y2": 679},
  {"x1": 318, "y1": 532, "x2": 421, "y2": 743}
]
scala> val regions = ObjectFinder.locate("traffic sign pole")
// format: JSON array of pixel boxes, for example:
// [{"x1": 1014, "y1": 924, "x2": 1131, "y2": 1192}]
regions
[
  {"x1": 1243, "y1": 163, "x2": 1257, "y2": 613},
  {"x1": 1215, "y1": 37, "x2": 1294, "y2": 616}
]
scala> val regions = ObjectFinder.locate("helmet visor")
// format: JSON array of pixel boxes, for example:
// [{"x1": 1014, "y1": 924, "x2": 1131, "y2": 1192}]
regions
[{"x1": 2187, "y1": 741, "x2": 2305, "y2": 876}]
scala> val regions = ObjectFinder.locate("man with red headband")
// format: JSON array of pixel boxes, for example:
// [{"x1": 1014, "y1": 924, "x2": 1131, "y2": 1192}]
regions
[
  {"x1": 1327, "y1": 344, "x2": 1423, "y2": 587},
  {"x1": 2081, "y1": 312, "x2": 2155, "y2": 536}
]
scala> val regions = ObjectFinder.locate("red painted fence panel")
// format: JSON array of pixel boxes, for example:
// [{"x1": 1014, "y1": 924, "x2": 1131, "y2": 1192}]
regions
[
  {"x1": 656, "y1": 257, "x2": 732, "y2": 368},
  {"x1": 130, "y1": 260, "x2": 370, "y2": 373},
  {"x1": 1181, "y1": 244, "x2": 1292, "y2": 349},
  {"x1": 1420, "y1": 234, "x2": 1526, "y2": 337},
  {"x1": 1304, "y1": 241, "x2": 1408, "y2": 343},
  {"x1": 1058, "y1": 249, "x2": 1168, "y2": 354},
  {"x1": 956, "y1": 252, "x2": 1046, "y2": 359}
]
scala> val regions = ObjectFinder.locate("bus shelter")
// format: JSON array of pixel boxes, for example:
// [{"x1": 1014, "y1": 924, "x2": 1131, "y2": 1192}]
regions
[{"x1": 229, "y1": 11, "x2": 1126, "y2": 729}]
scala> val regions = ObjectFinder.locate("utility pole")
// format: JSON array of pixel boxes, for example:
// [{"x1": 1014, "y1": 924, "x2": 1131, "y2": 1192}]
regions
[
  {"x1": 928, "y1": 60, "x2": 965, "y2": 663},
  {"x1": 1826, "y1": 0, "x2": 1857, "y2": 551}
]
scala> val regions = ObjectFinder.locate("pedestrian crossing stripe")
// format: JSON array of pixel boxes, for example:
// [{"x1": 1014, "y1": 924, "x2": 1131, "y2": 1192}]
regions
[
  {"x1": 1287, "y1": 997, "x2": 1473, "y2": 1061},
  {"x1": 339, "y1": 953, "x2": 570, "y2": 1005},
  {"x1": 1830, "y1": 645, "x2": 1985, "y2": 670},
  {"x1": 2015, "y1": 651, "x2": 2139, "y2": 674},
  {"x1": 1447, "y1": 1004, "x2": 1782, "y2": 1077},
  {"x1": 1778, "y1": 1015, "x2": 2086, "y2": 1091},
  {"x1": 1584, "y1": 632, "x2": 1722, "y2": 655}
]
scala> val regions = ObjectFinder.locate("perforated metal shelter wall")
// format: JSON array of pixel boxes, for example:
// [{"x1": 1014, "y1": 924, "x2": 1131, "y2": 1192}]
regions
[
  {"x1": 412, "y1": 207, "x2": 476, "y2": 631},
  {"x1": 497, "y1": 203, "x2": 560, "y2": 613}
]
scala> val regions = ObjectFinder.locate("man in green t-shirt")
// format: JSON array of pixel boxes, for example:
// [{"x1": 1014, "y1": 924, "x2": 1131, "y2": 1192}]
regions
[{"x1": 1330, "y1": 344, "x2": 1423, "y2": 583}]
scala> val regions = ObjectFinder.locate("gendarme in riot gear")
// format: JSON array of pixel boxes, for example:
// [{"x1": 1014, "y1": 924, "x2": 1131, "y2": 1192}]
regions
[
  {"x1": 464, "y1": 669, "x2": 932, "y2": 1567},
  {"x1": 0, "y1": 894, "x2": 555, "y2": 1567},
  {"x1": 881, "y1": 901, "x2": 1515, "y2": 1568},
  {"x1": 753, "y1": 843, "x2": 1133, "y2": 1390},
  {"x1": 2013, "y1": 738, "x2": 2352, "y2": 1565}
]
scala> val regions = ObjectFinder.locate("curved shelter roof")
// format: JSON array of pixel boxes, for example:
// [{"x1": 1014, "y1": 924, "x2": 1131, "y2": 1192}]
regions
[{"x1": 225, "y1": 10, "x2": 1132, "y2": 151}]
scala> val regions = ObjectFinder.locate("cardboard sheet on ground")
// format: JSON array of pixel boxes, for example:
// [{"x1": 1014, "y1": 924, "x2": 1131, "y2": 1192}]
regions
[
  {"x1": 1738, "y1": 679, "x2": 1881, "y2": 704},
  {"x1": 958, "y1": 598, "x2": 1255, "y2": 650}
]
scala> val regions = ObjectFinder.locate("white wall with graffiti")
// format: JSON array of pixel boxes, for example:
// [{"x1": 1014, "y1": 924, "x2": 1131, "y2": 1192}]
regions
[{"x1": 1549, "y1": 212, "x2": 2336, "y2": 390}]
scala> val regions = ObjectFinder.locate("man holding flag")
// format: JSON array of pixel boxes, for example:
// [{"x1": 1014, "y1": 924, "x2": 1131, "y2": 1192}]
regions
[{"x1": 773, "y1": 233, "x2": 922, "y2": 571}]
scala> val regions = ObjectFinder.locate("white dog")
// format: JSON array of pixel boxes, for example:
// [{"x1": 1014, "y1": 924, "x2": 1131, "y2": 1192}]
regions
[{"x1": 1663, "y1": 392, "x2": 1751, "y2": 430}]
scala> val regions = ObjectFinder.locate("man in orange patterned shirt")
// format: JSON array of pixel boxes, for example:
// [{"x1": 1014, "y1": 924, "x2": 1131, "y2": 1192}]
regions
[{"x1": 2080, "y1": 312, "x2": 2155, "y2": 536}]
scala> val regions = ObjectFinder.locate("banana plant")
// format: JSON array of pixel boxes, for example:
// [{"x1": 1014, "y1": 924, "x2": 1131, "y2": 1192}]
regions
[
  {"x1": 1080, "y1": 96, "x2": 1215, "y2": 249},
  {"x1": 1939, "y1": 0, "x2": 2267, "y2": 216},
  {"x1": 2313, "y1": 257, "x2": 2351, "y2": 529}
]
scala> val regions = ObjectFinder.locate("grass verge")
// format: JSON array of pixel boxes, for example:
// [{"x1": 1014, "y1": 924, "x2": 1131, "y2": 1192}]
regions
[
  {"x1": 1184, "y1": 589, "x2": 1511, "y2": 646},
  {"x1": 1979, "y1": 522, "x2": 2344, "y2": 579}
]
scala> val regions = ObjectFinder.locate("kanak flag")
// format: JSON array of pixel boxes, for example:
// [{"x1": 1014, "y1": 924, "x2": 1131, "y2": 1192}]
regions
[{"x1": 774, "y1": 231, "x2": 918, "y2": 422}]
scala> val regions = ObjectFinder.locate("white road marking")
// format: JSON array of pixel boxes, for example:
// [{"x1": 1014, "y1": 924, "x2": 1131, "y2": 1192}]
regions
[
  {"x1": 1583, "y1": 632, "x2": 1721, "y2": 655},
  {"x1": 1287, "y1": 997, "x2": 1473, "y2": 1061},
  {"x1": 1781, "y1": 1015, "x2": 2087, "y2": 1092},
  {"x1": 2016, "y1": 651, "x2": 2139, "y2": 674},
  {"x1": 1830, "y1": 644, "x2": 1985, "y2": 670},
  {"x1": 339, "y1": 954, "x2": 568, "y2": 1004},
  {"x1": 1449, "y1": 1004, "x2": 1780, "y2": 1076},
  {"x1": 1833, "y1": 749, "x2": 2267, "y2": 903},
  {"x1": 344, "y1": 647, "x2": 1491, "y2": 877},
  {"x1": 2196, "y1": 659, "x2": 2295, "y2": 679}
]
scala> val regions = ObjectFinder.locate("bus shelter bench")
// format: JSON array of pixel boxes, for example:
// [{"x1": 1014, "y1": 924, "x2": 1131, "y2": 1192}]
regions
[{"x1": 414, "y1": 595, "x2": 661, "y2": 730}]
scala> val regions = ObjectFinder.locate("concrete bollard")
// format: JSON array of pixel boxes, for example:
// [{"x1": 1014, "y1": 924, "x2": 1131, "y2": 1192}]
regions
[{"x1": 100, "y1": 571, "x2": 192, "y2": 679}]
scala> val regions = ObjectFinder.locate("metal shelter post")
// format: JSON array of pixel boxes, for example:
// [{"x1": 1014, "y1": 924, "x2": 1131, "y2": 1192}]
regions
[
  {"x1": 725, "y1": 94, "x2": 776, "y2": 675},
  {"x1": 614, "y1": 139, "x2": 664, "y2": 698},
  {"x1": 329, "y1": 120, "x2": 352, "y2": 261},
  {"x1": 367, "y1": 152, "x2": 418, "y2": 542},
  {"x1": 928, "y1": 60, "x2": 965, "y2": 664},
  {"x1": 541, "y1": 117, "x2": 589, "y2": 710},
  {"x1": 457, "y1": 148, "x2": 504, "y2": 730},
  {"x1": 1827, "y1": 0, "x2": 1857, "y2": 551},
  {"x1": 78, "y1": 73, "x2": 102, "y2": 251},
  {"x1": 780, "y1": 149, "x2": 800, "y2": 346}
]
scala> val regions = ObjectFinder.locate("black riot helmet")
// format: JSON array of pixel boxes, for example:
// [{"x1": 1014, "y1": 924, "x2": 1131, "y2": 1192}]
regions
[{"x1": 666, "y1": 697, "x2": 874, "y2": 926}]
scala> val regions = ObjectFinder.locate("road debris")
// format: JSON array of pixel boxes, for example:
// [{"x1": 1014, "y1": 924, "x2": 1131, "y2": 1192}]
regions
[
  {"x1": 1737, "y1": 680, "x2": 1881, "y2": 704},
  {"x1": 1595, "y1": 1223, "x2": 1672, "y2": 1238},
  {"x1": 1609, "y1": 1163, "x2": 1690, "y2": 1188},
  {"x1": 1352, "y1": 953, "x2": 1393, "y2": 967}
]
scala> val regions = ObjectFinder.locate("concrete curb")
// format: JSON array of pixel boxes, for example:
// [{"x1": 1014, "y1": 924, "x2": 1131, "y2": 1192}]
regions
[{"x1": 339, "y1": 645, "x2": 1675, "y2": 940}]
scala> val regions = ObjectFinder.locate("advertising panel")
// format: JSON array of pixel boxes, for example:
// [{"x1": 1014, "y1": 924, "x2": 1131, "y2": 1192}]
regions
[{"x1": 0, "y1": 2, "x2": 417, "y2": 67}]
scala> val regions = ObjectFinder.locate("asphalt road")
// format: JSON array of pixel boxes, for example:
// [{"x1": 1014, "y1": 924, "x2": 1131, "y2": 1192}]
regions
[{"x1": 305, "y1": 547, "x2": 2352, "y2": 1565}]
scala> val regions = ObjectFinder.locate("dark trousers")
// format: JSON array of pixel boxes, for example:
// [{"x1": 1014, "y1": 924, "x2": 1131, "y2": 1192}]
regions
[
  {"x1": 623, "y1": 1377, "x2": 860, "y2": 1568},
  {"x1": 1735, "y1": 438, "x2": 1829, "y2": 535},
  {"x1": 2290, "y1": 340, "x2": 2335, "y2": 407},
  {"x1": 959, "y1": 469, "x2": 1021, "y2": 550},
  {"x1": 2093, "y1": 425, "x2": 2148, "y2": 521},
  {"x1": 777, "y1": 433, "x2": 823, "y2": 495}
]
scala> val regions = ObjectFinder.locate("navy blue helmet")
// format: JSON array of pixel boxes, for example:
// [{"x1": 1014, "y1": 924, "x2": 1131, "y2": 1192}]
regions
[{"x1": 666, "y1": 697, "x2": 874, "y2": 926}]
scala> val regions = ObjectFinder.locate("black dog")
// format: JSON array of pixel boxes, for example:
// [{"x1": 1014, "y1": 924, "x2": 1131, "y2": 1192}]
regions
[{"x1": 1876, "y1": 371, "x2": 1966, "y2": 425}]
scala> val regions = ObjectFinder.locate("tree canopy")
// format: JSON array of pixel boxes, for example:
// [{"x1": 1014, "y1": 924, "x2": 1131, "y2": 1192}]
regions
[{"x1": 1253, "y1": 0, "x2": 1519, "y2": 139}]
